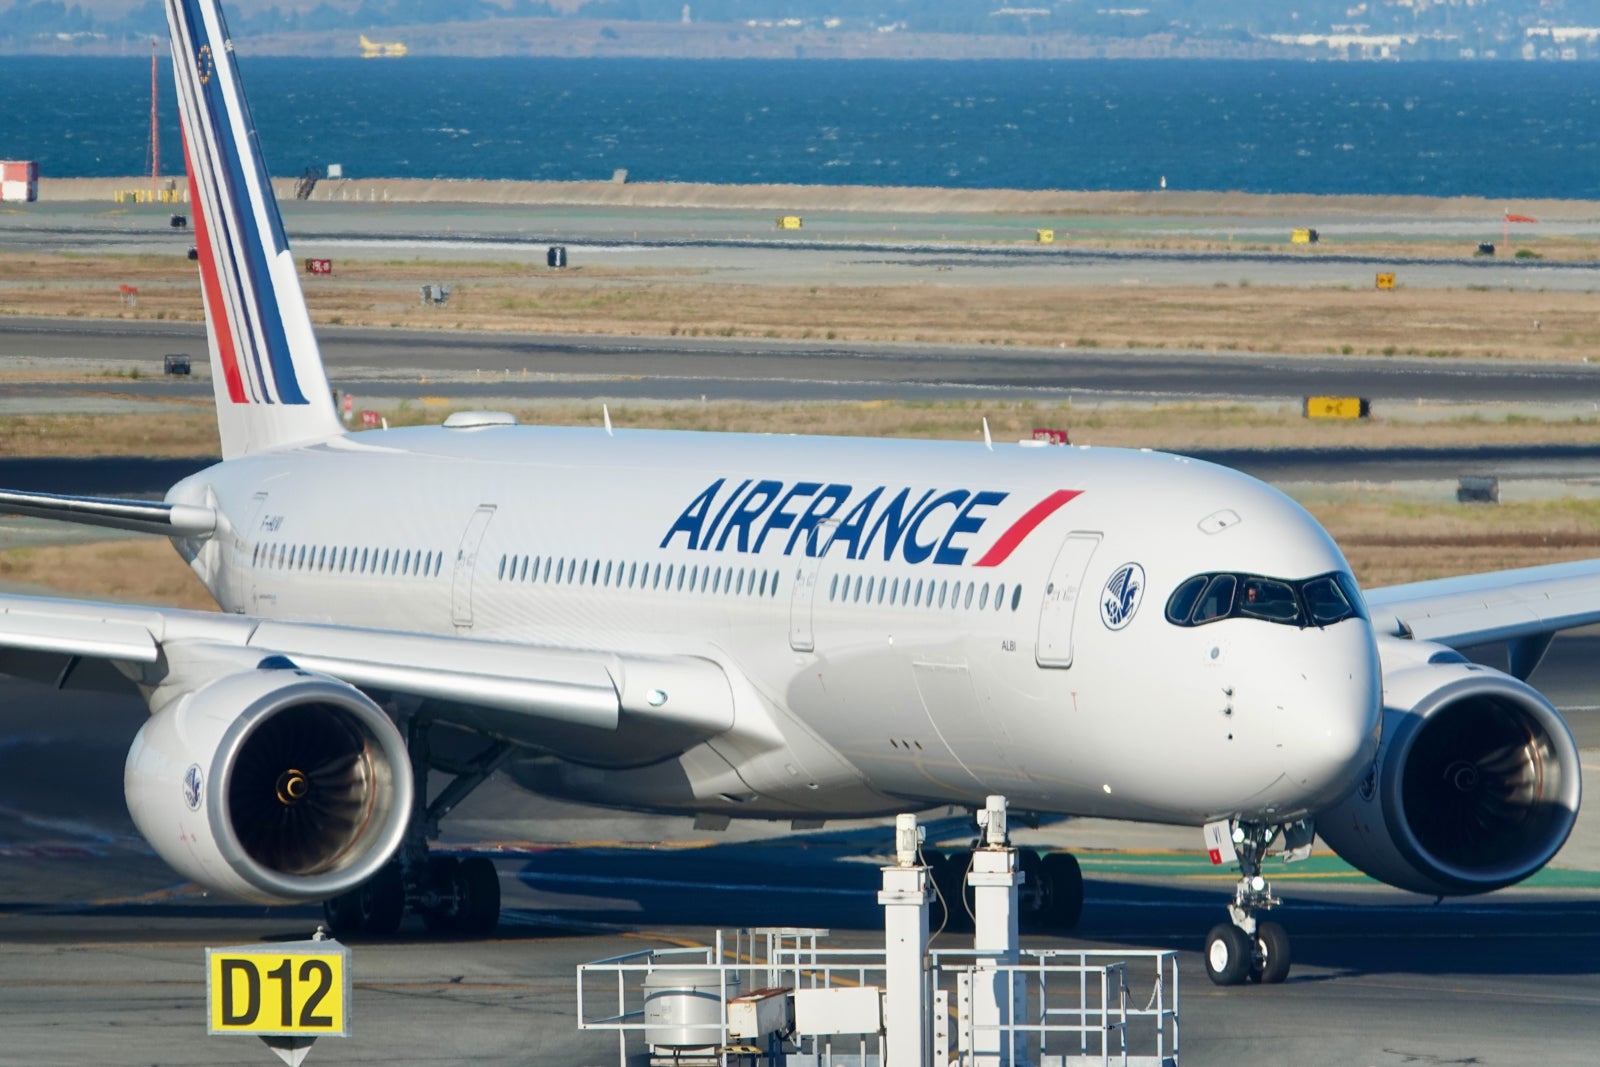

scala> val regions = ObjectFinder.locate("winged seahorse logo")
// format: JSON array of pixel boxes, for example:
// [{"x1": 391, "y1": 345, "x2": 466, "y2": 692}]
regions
[{"x1": 1100, "y1": 562, "x2": 1145, "y2": 631}]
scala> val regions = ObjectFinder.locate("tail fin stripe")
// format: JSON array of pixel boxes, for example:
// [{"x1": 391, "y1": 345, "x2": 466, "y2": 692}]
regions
[
  {"x1": 173, "y1": 0, "x2": 304, "y2": 406},
  {"x1": 180, "y1": 129, "x2": 247, "y2": 403},
  {"x1": 167, "y1": 0, "x2": 342, "y2": 457}
]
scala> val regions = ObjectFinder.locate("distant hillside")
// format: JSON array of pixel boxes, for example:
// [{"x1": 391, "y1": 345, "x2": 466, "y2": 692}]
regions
[{"x1": 6, "y1": 0, "x2": 1600, "y2": 60}]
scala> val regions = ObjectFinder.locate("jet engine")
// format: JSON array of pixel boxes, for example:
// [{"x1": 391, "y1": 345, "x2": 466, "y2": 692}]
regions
[
  {"x1": 1317, "y1": 640, "x2": 1580, "y2": 896},
  {"x1": 125, "y1": 665, "x2": 413, "y2": 904}
]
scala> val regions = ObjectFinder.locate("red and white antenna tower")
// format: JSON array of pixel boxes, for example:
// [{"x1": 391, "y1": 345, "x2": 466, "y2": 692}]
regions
[{"x1": 149, "y1": 40, "x2": 160, "y2": 197}]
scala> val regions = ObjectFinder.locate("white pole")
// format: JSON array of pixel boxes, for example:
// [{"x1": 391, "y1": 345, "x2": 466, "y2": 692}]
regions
[
  {"x1": 879, "y1": 812, "x2": 931, "y2": 1067},
  {"x1": 970, "y1": 796, "x2": 1023, "y2": 1067}
]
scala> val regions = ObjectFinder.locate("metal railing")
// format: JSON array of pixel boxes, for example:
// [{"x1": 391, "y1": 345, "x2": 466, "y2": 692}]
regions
[
  {"x1": 577, "y1": 932, "x2": 1178, "y2": 1067},
  {"x1": 930, "y1": 949, "x2": 1178, "y2": 1067}
]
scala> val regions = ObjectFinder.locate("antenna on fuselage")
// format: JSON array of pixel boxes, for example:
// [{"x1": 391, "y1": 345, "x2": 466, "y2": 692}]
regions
[
  {"x1": 981, "y1": 417, "x2": 993, "y2": 452},
  {"x1": 602, "y1": 404, "x2": 614, "y2": 437}
]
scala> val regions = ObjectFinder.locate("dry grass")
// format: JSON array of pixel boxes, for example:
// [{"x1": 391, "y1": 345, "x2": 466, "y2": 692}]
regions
[
  {"x1": 1304, "y1": 498, "x2": 1600, "y2": 588},
  {"x1": 0, "y1": 539, "x2": 216, "y2": 609},
  {"x1": 7, "y1": 401, "x2": 1600, "y2": 458},
  {"x1": 4, "y1": 251, "x2": 1600, "y2": 360},
  {"x1": 0, "y1": 411, "x2": 220, "y2": 456}
]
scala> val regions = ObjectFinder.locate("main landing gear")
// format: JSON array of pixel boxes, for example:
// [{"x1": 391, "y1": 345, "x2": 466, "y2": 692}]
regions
[
  {"x1": 1203, "y1": 819, "x2": 1310, "y2": 986},
  {"x1": 925, "y1": 847, "x2": 1084, "y2": 933},
  {"x1": 323, "y1": 719, "x2": 512, "y2": 937}
]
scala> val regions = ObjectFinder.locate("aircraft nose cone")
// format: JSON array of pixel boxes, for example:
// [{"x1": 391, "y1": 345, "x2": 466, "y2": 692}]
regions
[{"x1": 1281, "y1": 625, "x2": 1381, "y2": 806}]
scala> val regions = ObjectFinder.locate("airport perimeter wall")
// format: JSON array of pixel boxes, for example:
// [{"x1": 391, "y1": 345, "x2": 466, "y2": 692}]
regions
[{"x1": 37, "y1": 176, "x2": 1600, "y2": 218}]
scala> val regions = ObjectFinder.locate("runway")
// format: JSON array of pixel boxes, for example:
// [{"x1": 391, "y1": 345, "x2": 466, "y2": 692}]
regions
[
  {"x1": 2, "y1": 631, "x2": 1599, "y2": 1066},
  {"x1": 5, "y1": 315, "x2": 1600, "y2": 408}
]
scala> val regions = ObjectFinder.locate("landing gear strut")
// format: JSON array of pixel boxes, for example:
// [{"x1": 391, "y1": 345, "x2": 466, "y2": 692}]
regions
[
  {"x1": 1203, "y1": 819, "x2": 1307, "y2": 986},
  {"x1": 324, "y1": 718, "x2": 511, "y2": 937}
]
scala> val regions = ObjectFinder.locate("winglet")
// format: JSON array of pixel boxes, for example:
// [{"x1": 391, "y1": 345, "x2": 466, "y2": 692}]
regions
[{"x1": 166, "y1": 0, "x2": 343, "y2": 459}]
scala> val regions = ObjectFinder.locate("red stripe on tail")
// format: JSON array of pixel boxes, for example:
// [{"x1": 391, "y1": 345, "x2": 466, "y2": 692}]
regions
[
  {"x1": 972, "y1": 489, "x2": 1081, "y2": 567},
  {"x1": 182, "y1": 129, "x2": 247, "y2": 403}
]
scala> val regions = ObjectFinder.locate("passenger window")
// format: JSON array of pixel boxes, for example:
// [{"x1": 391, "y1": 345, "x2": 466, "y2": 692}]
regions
[
  {"x1": 1011, "y1": 585, "x2": 1022, "y2": 611},
  {"x1": 963, "y1": 583, "x2": 974, "y2": 610},
  {"x1": 979, "y1": 584, "x2": 989, "y2": 610},
  {"x1": 995, "y1": 583, "x2": 1005, "y2": 610}
]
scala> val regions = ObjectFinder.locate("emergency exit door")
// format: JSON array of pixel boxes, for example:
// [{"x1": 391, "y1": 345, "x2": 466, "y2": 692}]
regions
[
  {"x1": 451, "y1": 505, "x2": 496, "y2": 630},
  {"x1": 1035, "y1": 532, "x2": 1101, "y2": 668}
]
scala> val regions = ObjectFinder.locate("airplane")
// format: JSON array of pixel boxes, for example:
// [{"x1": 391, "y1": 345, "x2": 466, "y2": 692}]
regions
[
  {"x1": 359, "y1": 34, "x2": 408, "y2": 58},
  {"x1": 0, "y1": 0, "x2": 1591, "y2": 988}
]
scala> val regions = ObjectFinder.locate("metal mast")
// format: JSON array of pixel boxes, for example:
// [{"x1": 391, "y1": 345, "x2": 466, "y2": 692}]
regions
[{"x1": 149, "y1": 40, "x2": 160, "y2": 197}]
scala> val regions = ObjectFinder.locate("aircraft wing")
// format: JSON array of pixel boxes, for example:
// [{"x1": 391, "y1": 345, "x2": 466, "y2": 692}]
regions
[
  {"x1": 1365, "y1": 558, "x2": 1600, "y2": 672},
  {"x1": 0, "y1": 592, "x2": 733, "y2": 742},
  {"x1": 0, "y1": 489, "x2": 217, "y2": 538}
]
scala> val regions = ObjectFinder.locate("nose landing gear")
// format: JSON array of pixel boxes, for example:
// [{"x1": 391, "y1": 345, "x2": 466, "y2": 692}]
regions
[{"x1": 1203, "y1": 819, "x2": 1309, "y2": 986}]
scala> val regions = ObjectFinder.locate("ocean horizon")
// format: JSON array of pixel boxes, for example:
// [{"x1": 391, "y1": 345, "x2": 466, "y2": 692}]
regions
[{"x1": 7, "y1": 56, "x2": 1599, "y2": 200}]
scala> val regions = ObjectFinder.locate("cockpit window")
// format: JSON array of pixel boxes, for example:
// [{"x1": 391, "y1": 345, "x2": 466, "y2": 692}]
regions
[
  {"x1": 1239, "y1": 578, "x2": 1298, "y2": 622},
  {"x1": 1192, "y1": 574, "x2": 1236, "y2": 623},
  {"x1": 1302, "y1": 574, "x2": 1359, "y2": 625},
  {"x1": 1165, "y1": 571, "x2": 1365, "y2": 629},
  {"x1": 1165, "y1": 575, "x2": 1209, "y2": 624}
]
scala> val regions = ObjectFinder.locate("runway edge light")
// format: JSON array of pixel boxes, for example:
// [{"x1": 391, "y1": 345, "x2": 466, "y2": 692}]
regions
[{"x1": 206, "y1": 934, "x2": 352, "y2": 1067}]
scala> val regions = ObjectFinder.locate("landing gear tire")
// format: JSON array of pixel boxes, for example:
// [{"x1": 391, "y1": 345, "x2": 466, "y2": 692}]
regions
[
  {"x1": 1204, "y1": 923, "x2": 1252, "y2": 986},
  {"x1": 1019, "y1": 849, "x2": 1047, "y2": 932},
  {"x1": 419, "y1": 855, "x2": 501, "y2": 936},
  {"x1": 1041, "y1": 852, "x2": 1084, "y2": 930},
  {"x1": 457, "y1": 857, "x2": 501, "y2": 936},
  {"x1": 324, "y1": 862, "x2": 404, "y2": 937},
  {"x1": 928, "y1": 851, "x2": 969, "y2": 931},
  {"x1": 1252, "y1": 920, "x2": 1291, "y2": 984},
  {"x1": 419, "y1": 855, "x2": 462, "y2": 934}
]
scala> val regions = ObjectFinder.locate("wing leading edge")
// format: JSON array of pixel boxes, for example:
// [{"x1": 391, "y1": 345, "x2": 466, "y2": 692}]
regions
[
  {"x1": 0, "y1": 489, "x2": 216, "y2": 538},
  {"x1": 0, "y1": 592, "x2": 733, "y2": 745},
  {"x1": 1366, "y1": 558, "x2": 1600, "y2": 676}
]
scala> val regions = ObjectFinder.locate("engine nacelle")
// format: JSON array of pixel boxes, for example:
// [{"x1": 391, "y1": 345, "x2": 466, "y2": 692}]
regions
[
  {"x1": 125, "y1": 665, "x2": 413, "y2": 904},
  {"x1": 1318, "y1": 639, "x2": 1581, "y2": 896}
]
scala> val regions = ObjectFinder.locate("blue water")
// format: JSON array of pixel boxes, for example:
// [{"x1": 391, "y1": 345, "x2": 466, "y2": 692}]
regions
[{"x1": 7, "y1": 56, "x2": 1600, "y2": 198}]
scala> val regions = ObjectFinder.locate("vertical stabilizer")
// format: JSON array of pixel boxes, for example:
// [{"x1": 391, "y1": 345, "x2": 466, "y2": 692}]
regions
[{"x1": 166, "y1": 0, "x2": 343, "y2": 459}]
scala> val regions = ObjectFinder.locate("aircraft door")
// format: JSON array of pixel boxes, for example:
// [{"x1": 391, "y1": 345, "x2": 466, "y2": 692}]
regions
[
  {"x1": 1035, "y1": 531, "x2": 1102, "y2": 668},
  {"x1": 787, "y1": 521, "x2": 839, "y2": 652},
  {"x1": 451, "y1": 505, "x2": 497, "y2": 631}
]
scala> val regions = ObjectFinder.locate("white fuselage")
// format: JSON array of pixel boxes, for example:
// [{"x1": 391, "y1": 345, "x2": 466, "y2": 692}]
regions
[{"x1": 170, "y1": 423, "x2": 1383, "y2": 827}]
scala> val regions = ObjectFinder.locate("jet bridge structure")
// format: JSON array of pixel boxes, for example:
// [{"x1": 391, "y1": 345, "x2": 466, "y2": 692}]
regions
[{"x1": 576, "y1": 797, "x2": 1180, "y2": 1067}]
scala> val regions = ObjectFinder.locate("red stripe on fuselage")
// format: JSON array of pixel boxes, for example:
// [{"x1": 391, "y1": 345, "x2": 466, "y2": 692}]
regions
[
  {"x1": 182, "y1": 129, "x2": 247, "y2": 403},
  {"x1": 972, "y1": 489, "x2": 1082, "y2": 567}
]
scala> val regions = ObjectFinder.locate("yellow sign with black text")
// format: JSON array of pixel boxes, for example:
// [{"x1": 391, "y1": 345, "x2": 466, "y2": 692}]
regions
[
  {"x1": 207, "y1": 940, "x2": 351, "y2": 1037},
  {"x1": 1303, "y1": 396, "x2": 1370, "y2": 420}
]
